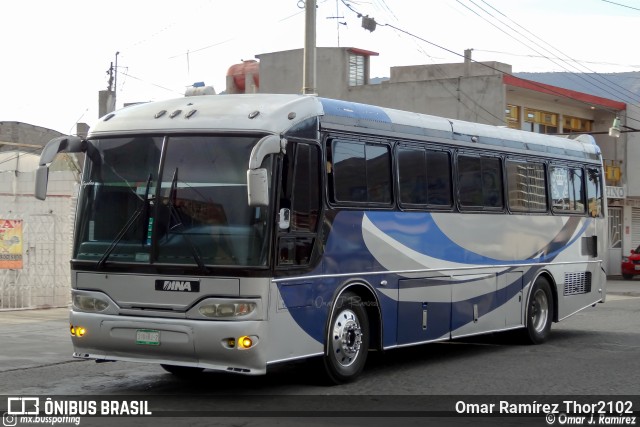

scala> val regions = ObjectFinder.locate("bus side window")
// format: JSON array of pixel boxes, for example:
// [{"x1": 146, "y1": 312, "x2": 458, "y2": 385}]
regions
[
  {"x1": 331, "y1": 139, "x2": 392, "y2": 205},
  {"x1": 278, "y1": 142, "x2": 321, "y2": 267},
  {"x1": 586, "y1": 167, "x2": 603, "y2": 218},
  {"x1": 550, "y1": 165, "x2": 585, "y2": 214},
  {"x1": 292, "y1": 144, "x2": 321, "y2": 232},
  {"x1": 458, "y1": 154, "x2": 503, "y2": 210}
]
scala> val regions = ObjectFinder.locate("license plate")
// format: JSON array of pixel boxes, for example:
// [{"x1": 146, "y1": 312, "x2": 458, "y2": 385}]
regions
[
  {"x1": 136, "y1": 329, "x2": 160, "y2": 345},
  {"x1": 635, "y1": 265, "x2": 640, "y2": 271}
]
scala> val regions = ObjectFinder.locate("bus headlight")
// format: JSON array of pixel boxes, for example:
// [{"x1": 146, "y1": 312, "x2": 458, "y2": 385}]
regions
[
  {"x1": 73, "y1": 294, "x2": 109, "y2": 312},
  {"x1": 198, "y1": 302, "x2": 257, "y2": 318}
]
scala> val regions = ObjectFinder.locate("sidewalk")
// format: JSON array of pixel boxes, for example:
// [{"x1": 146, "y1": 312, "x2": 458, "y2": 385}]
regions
[{"x1": 606, "y1": 276, "x2": 640, "y2": 296}]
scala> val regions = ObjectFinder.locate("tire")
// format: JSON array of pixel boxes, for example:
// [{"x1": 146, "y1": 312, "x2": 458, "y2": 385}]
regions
[
  {"x1": 622, "y1": 274, "x2": 634, "y2": 280},
  {"x1": 160, "y1": 364, "x2": 205, "y2": 377},
  {"x1": 323, "y1": 291, "x2": 370, "y2": 384},
  {"x1": 522, "y1": 277, "x2": 554, "y2": 344}
]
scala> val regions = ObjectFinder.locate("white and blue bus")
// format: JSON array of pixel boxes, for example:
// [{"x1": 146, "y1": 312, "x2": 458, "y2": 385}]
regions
[{"x1": 36, "y1": 93, "x2": 606, "y2": 383}]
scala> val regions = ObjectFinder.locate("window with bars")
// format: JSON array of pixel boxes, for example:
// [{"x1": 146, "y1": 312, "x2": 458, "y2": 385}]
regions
[{"x1": 349, "y1": 54, "x2": 366, "y2": 86}]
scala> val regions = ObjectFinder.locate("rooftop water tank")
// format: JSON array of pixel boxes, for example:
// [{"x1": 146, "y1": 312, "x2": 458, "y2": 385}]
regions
[{"x1": 227, "y1": 60, "x2": 259, "y2": 92}]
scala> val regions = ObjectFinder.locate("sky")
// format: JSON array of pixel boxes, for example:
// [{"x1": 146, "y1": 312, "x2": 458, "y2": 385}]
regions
[{"x1": 1, "y1": 0, "x2": 639, "y2": 135}]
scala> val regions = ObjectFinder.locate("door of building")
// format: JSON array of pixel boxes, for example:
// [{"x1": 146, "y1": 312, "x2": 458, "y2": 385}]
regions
[{"x1": 607, "y1": 207, "x2": 623, "y2": 276}]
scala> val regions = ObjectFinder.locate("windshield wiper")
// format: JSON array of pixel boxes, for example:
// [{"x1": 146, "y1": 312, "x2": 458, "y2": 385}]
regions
[
  {"x1": 165, "y1": 168, "x2": 208, "y2": 272},
  {"x1": 96, "y1": 173, "x2": 152, "y2": 269}
]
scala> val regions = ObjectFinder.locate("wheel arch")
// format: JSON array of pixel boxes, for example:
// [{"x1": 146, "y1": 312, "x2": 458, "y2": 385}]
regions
[
  {"x1": 529, "y1": 270, "x2": 559, "y2": 323},
  {"x1": 325, "y1": 280, "x2": 383, "y2": 354}
]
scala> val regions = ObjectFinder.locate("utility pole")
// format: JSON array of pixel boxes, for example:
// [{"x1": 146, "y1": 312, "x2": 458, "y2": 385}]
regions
[
  {"x1": 114, "y1": 51, "x2": 120, "y2": 108},
  {"x1": 302, "y1": 0, "x2": 317, "y2": 95}
]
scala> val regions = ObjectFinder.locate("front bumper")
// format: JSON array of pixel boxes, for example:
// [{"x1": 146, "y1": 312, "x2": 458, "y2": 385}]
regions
[{"x1": 70, "y1": 310, "x2": 268, "y2": 374}]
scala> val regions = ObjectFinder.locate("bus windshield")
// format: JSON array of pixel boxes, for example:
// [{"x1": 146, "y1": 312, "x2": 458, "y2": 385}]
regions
[{"x1": 74, "y1": 135, "x2": 272, "y2": 268}]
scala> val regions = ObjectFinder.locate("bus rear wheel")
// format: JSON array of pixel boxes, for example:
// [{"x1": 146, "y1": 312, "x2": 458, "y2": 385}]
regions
[
  {"x1": 323, "y1": 291, "x2": 369, "y2": 384},
  {"x1": 522, "y1": 277, "x2": 554, "y2": 344}
]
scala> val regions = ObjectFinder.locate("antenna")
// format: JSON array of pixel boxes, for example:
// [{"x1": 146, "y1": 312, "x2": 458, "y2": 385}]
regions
[{"x1": 326, "y1": 0, "x2": 346, "y2": 46}]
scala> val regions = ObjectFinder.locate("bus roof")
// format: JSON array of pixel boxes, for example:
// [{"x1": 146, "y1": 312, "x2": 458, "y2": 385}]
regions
[{"x1": 89, "y1": 94, "x2": 600, "y2": 162}]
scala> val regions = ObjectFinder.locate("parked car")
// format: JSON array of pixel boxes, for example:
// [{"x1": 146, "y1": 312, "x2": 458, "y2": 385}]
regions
[{"x1": 621, "y1": 245, "x2": 640, "y2": 280}]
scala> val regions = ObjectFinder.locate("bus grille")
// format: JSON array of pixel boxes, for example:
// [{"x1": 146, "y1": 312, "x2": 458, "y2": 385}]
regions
[{"x1": 564, "y1": 272, "x2": 592, "y2": 296}]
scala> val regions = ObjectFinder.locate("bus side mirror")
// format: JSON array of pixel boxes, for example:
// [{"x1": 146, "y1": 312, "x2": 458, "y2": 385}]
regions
[
  {"x1": 246, "y1": 135, "x2": 286, "y2": 207},
  {"x1": 35, "y1": 135, "x2": 86, "y2": 201},
  {"x1": 35, "y1": 166, "x2": 50, "y2": 201},
  {"x1": 247, "y1": 169, "x2": 269, "y2": 207}
]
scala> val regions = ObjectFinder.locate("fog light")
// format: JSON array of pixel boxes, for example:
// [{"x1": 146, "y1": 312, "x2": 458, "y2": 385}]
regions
[
  {"x1": 70, "y1": 324, "x2": 86, "y2": 337},
  {"x1": 238, "y1": 336, "x2": 253, "y2": 349}
]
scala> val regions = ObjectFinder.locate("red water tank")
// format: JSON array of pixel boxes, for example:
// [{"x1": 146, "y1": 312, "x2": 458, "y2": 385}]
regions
[{"x1": 227, "y1": 60, "x2": 260, "y2": 92}]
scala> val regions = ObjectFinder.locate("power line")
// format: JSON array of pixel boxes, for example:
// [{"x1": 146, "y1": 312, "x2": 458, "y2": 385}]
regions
[
  {"x1": 119, "y1": 72, "x2": 184, "y2": 96},
  {"x1": 339, "y1": 1, "x2": 637, "y2": 124},
  {"x1": 477, "y1": 0, "x2": 640, "y2": 104},
  {"x1": 473, "y1": 49, "x2": 640, "y2": 69},
  {"x1": 0, "y1": 146, "x2": 44, "y2": 168},
  {"x1": 346, "y1": 1, "x2": 501, "y2": 123},
  {"x1": 600, "y1": 0, "x2": 640, "y2": 12},
  {"x1": 459, "y1": 0, "x2": 640, "y2": 106}
]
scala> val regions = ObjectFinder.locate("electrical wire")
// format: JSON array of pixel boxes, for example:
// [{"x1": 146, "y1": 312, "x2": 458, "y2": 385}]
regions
[
  {"x1": 473, "y1": 49, "x2": 640, "y2": 69},
  {"x1": 475, "y1": 0, "x2": 640, "y2": 105},
  {"x1": 341, "y1": 1, "x2": 506, "y2": 124},
  {"x1": 600, "y1": 0, "x2": 640, "y2": 12},
  {"x1": 118, "y1": 72, "x2": 184, "y2": 96},
  {"x1": 458, "y1": 0, "x2": 640, "y2": 107},
  {"x1": 339, "y1": 0, "x2": 638, "y2": 125},
  {"x1": 0, "y1": 146, "x2": 44, "y2": 168}
]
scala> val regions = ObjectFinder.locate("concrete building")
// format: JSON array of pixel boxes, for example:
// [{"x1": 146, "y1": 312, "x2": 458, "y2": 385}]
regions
[
  {"x1": 0, "y1": 123, "x2": 80, "y2": 309},
  {"x1": 230, "y1": 46, "x2": 637, "y2": 274}
]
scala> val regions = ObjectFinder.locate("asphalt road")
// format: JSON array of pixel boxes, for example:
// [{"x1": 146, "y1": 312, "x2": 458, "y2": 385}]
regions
[{"x1": 0, "y1": 278, "x2": 638, "y2": 427}]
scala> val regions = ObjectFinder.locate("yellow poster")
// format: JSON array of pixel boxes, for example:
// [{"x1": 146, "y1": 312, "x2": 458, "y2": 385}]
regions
[{"x1": 0, "y1": 219, "x2": 23, "y2": 269}]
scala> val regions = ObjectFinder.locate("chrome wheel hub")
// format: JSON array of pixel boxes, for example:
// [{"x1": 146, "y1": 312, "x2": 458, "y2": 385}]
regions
[
  {"x1": 330, "y1": 309, "x2": 362, "y2": 367},
  {"x1": 531, "y1": 289, "x2": 549, "y2": 333}
]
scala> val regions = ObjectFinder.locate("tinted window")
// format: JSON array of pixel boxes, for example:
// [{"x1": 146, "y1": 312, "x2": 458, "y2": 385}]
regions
[
  {"x1": 292, "y1": 144, "x2": 320, "y2": 231},
  {"x1": 398, "y1": 147, "x2": 427, "y2": 205},
  {"x1": 398, "y1": 146, "x2": 452, "y2": 207},
  {"x1": 427, "y1": 151, "x2": 452, "y2": 206},
  {"x1": 332, "y1": 140, "x2": 391, "y2": 204},
  {"x1": 458, "y1": 155, "x2": 503, "y2": 209}
]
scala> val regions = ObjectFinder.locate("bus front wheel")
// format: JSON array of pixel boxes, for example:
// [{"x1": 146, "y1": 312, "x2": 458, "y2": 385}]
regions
[
  {"x1": 323, "y1": 291, "x2": 370, "y2": 384},
  {"x1": 522, "y1": 277, "x2": 554, "y2": 344}
]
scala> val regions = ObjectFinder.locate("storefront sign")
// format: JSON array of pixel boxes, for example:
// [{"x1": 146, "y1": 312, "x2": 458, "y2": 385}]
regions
[{"x1": 606, "y1": 186, "x2": 625, "y2": 199}]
